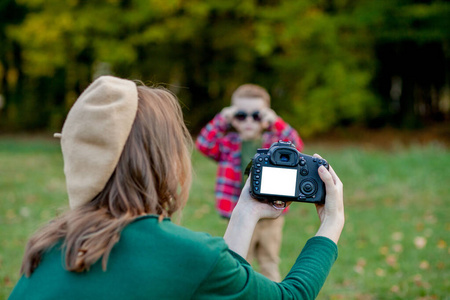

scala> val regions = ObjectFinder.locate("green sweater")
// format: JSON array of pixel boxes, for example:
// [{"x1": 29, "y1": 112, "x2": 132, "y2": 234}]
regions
[{"x1": 9, "y1": 215, "x2": 338, "y2": 300}]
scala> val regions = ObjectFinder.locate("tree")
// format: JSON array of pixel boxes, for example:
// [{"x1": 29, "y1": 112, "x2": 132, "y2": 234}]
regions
[{"x1": 1, "y1": 0, "x2": 448, "y2": 134}]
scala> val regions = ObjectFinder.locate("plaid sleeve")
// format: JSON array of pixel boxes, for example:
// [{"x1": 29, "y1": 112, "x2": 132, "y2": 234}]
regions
[
  {"x1": 196, "y1": 114, "x2": 230, "y2": 162},
  {"x1": 272, "y1": 117, "x2": 304, "y2": 151}
]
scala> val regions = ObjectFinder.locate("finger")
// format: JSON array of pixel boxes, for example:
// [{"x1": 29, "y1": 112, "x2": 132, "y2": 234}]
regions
[
  {"x1": 327, "y1": 164, "x2": 342, "y2": 186},
  {"x1": 266, "y1": 108, "x2": 276, "y2": 116},
  {"x1": 314, "y1": 154, "x2": 336, "y2": 184},
  {"x1": 259, "y1": 109, "x2": 268, "y2": 120},
  {"x1": 314, "y1": 203, "x2": 324, "y2": 216},
  {"x1": 242, "y1": 177, "x2": 251, "y2": 191},
  {"x1": 318, "y1": 165, "x2": 338, "y2": 198},
  {"x1": 272, "y1": 201, "x2": 286, "y2": 210}
]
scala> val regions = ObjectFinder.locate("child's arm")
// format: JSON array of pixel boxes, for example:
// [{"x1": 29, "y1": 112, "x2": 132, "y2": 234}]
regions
[
  {"x1": 261, "y1": 108, "x2": 304, "y2": 151},
  {"x1": 195, "y1": 107, "x2": 236, "y2": 161}
]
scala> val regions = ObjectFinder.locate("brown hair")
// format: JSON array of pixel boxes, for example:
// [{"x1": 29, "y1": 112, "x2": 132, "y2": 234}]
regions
[
  {"x1": 231, "y1": 84, "x2": 271, "y2": 106},
  {"x1": 20, "y1": 85, "x2": 192, "y2": 276}
]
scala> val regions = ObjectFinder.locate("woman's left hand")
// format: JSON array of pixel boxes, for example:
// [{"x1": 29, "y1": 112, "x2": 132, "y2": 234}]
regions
[
  {"x1": 233, "y1": 179, "x2": 288, "y2": 221},
  {"x1": 224, "y1": 178, "x2": 289, "y2": 257}
]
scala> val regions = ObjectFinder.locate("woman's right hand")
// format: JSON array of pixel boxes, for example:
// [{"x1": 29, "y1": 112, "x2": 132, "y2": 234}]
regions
[{"x1": 314, "y1": 154, "x2": 345, "y2": 244}]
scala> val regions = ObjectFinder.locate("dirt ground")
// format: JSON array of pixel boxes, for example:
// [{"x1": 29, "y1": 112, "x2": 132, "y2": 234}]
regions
[
  {"x1": 305, "y1": 123, "x2": 450, "y2": 150},
  {"x1": 1, "y1": 123, "x2": 449, "y2": 150}
]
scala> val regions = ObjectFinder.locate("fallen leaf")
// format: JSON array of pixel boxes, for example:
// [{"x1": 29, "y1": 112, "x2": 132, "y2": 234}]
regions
[
  {"x1": 390, "y1": 285, "x2": 400, "y2": 293},
  {"x1": 414, "y1": 236, "x2": 427, "y2": 249},
  {"x1": 379, "y1": 246, "x2": 389, "y2": 255},
  {"x1": 419, "y1": 261, "x2": 430, "y2": 270},
  {"x1": 413, "y1": 274, "x2": 426, "y2": 287},
  {"x1": 375, "y1": 268, "x2": 386, "y2": 277},
  {"x1": 392, "y1": 243, "x2": 403, "y2": 253},
  {"x1": 20, "y1": 206, "x2": 31, "y2": 218},
  {"x1": 437, "y1": 239, "x2": 447, "y2": 249},
  {"x1": 416, "y1": 222, "x2": 424, "y2": 232},
  {"x1": 391, "y1": 232, "x2": 403, "y2": 241},
  {"x1": 3, "y1": 276, "x2": 12, "y2": 287},
  {"x1": 386, "y1": 255, "x2": 397, "y2": 267},
  {"x1": 353, "y1": 258, "x2": 366, "y2": 274}
]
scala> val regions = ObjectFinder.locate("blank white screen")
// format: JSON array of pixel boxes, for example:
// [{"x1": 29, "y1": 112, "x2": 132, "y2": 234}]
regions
[{"x1": 260, "y1": 167, "x2": 297, "y2": 196}]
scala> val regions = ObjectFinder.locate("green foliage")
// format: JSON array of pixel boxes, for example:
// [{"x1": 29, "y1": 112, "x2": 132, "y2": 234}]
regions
[{"x1": 0, "y1": 0, "x2": 449, "y2": 134}]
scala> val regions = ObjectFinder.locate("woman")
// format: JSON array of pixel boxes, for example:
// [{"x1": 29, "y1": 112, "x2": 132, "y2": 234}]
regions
[{"x1": 9, "y1": 76, "x2": 344, "y2": 299}]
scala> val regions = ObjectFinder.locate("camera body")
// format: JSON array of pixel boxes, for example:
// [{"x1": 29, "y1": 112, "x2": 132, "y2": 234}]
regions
[{"x1": 248, "y1": 141, "x2": 328, "y2": 204}]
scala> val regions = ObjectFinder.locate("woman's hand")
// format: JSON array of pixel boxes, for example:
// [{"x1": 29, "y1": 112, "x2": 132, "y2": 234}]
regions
[
  {"x1": 224, "y1": 178, "x2": 287, "y2": 257},
  {"x1": 233, "y1": 179, "x2": 287, "y2": 221},
  {"x1": 313, "y1": 154, "x2": 345, "y2": 244}
]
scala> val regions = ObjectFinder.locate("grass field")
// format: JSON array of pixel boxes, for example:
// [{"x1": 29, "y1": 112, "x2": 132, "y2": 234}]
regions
[{"x1": 0, "y1": 137, "x2": 449, "y2": 299}]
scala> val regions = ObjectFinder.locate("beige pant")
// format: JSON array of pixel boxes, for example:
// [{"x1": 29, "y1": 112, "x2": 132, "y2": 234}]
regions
[{"x1": 246, "y1": 216, "x2": 285, "y2": 282}]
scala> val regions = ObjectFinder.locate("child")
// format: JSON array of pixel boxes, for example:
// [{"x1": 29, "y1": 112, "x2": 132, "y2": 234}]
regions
[{"x1": 196, "y1": 84, "x2": 304, "y2": 281}]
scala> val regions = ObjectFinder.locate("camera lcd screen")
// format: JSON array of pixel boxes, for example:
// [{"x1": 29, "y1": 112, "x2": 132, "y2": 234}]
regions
[{"x1": 260, "y1": 166, "x2": 297, "y2": 196}]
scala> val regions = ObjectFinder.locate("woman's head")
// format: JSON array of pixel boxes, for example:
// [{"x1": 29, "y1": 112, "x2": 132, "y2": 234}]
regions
[
  {"x1": 21, "y1": 77, "x2": 193, "y2": 276},
  {"x1": 60, "y1": 76, "x2": 192, "y2": 217},
  {"x1": 94, "y1": 85, "x2": 193, "y2": 218}
]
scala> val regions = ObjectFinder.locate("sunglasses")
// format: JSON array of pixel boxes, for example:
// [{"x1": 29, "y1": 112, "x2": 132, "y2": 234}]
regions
[{"x1": 234, "y1": 111, "x2": 262, "y2": 122}]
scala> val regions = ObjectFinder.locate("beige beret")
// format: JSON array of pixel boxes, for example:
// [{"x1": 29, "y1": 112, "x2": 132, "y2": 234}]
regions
[{"x1": 58, "y1": 76, "x2": 138, "y2": 209}]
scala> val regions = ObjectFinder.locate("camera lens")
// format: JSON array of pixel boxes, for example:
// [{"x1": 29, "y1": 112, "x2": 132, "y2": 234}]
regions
[
  {"x1": 280, "y1": 154, "x2": 290, "y2": 162},
  {"x1": 300, "y1": 180, "x2": 317, "y2": 196}
]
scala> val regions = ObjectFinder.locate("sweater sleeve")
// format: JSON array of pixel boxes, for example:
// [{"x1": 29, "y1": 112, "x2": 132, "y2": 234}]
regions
[
  {"x1": 193, "y1": 236, "x2": 338, "y2": 300},
  {"x1": 195, "y1": 113, "x2": 229, "y2": 162}
]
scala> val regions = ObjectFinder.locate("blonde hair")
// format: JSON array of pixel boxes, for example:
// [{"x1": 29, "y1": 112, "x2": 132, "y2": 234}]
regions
[
  {"x1": 231, "y1": 84, "x2": 271, "y2": 106},
  {"x1": 21, "y1": 85, "x2": 192, "y2": 276}
]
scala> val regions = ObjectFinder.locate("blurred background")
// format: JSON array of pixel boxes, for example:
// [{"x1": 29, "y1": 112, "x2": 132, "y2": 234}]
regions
[
  {"x1": 1, "y1": 0, "x2": 449, "y2": 299},
  {"x1": 0, "y1": 0, "x2": 449, "y2": 137}
]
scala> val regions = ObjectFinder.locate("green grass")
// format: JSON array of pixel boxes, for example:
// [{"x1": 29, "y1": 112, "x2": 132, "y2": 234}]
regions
[{"x1": 1, "y1": 137, "x2": 449, "y2": 299}]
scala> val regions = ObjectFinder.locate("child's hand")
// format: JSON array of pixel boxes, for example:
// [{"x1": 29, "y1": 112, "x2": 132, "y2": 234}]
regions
[
  {"x1": 220, "y1": 106, "x2": 238, "y2": 124},
  {"x1": 260, "y1": 107, "x2": 278, "y2": 129}
]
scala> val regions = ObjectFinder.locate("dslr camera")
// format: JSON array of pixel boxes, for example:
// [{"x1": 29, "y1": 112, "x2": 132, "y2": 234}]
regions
[{"x1": 247, "y1": 141, "x2": 328, "y2": 205}]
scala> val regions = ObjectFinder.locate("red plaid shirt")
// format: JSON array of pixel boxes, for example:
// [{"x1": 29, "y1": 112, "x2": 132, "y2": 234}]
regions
[{"x1": 196, "y1": 113, "x2": 304, "y2": 218}]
